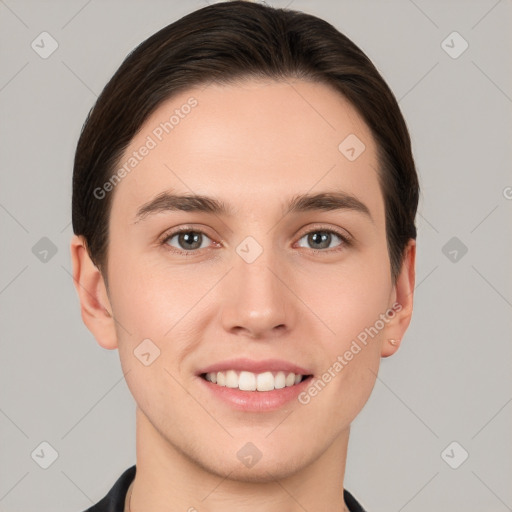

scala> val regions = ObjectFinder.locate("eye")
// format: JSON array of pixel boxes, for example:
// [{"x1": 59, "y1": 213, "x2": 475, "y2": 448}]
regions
[
  {"x1": 296, "y1": 229, "x2": 349, "y2": 251},
  {"x1": 159, "y1": 226, "x2": 351, "y2": 256},
  {"x1": 163, "y1": 229, "x2": 213, "y2": 252}
]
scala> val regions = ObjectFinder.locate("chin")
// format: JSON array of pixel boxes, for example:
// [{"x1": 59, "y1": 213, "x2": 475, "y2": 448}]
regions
[{"x1": 215, "y1": 459, "x2": 304, "y2": 484}]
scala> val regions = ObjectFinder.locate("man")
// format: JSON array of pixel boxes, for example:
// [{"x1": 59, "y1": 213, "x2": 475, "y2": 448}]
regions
[{"x1": 71, "y1": 2, "x2": 418, "y2": 510}]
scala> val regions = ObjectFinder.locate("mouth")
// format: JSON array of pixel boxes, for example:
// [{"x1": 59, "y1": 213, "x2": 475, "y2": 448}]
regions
[
  {"x1": 199, "y1": 370, "x2": 314, "y2": 392},
  {"x1": 195, "y1": 358, "x2": 314, "y2": 411}
]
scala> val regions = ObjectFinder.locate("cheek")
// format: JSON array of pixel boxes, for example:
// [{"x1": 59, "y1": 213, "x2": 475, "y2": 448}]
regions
[
  {"x1": 107, "y1": 254, "x2": 219, "y2": 349},
  {"x1": 310, "y1": 255, "x2": 392, "y2": 346},
  {"x1": 115, "y1": 276, "x2": 168, "y2": 332},
  {"x1": 299, "y1": 266, "x2": 389, "y2": 427},
  {"x1": 106, "y1": 253, "x2": 175, "y2": 345},
  {"x1": 109, "y1": 263, "x2": 199, "y2": 419},
  {"x1": 308, "y1": 251, "x2": 391, "y2": 418}
]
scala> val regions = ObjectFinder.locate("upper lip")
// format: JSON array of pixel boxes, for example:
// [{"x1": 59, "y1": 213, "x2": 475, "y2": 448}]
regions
[{"x1": 197, "y1": 358, "x2": 313, "y2": 376}]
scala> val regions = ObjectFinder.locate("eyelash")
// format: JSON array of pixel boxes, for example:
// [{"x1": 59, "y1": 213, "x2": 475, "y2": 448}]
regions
[{"x1": 159, "y1": 225, "x2": 352, "y2": 256}]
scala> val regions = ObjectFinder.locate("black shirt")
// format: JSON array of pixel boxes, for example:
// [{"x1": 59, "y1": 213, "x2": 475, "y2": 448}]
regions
[{"x1": 82, "y1": 465, "x2": 367, "y2": 512}]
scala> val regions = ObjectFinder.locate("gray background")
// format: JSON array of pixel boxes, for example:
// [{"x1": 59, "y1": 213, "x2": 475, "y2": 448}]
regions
[{"x1": 1, "y1": 0, "x2": 511, "y2": 511}]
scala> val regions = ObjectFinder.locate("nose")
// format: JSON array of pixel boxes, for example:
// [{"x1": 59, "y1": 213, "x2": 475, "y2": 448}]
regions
[{"x1": 220, "y1": 246, "x2": 296, "y2": 339}]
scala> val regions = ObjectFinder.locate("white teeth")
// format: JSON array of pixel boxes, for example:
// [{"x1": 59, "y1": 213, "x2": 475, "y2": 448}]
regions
[
  {"x1": 225, "y1": 370, "x2": 238, "y2": 388},
  {"x1": 257, "y1": 371, "x2": 274, "y2": 391},
  {"x1": 204, "y1": 370, "x2": 306, "y2": 391},
  {"x1": 216, "y1": 371, "x2": 226, "y2": 386},
  {"x1": 274, "y1": 371, "x2": 286, "y2": 389},
  {"x1": 238, "y1": 371, "x2": 256, "y2": 391}
]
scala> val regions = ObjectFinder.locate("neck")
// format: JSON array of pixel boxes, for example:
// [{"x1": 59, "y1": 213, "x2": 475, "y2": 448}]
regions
[{"x1": 127, "y1": 407, "x2": 351, "y2": 512}]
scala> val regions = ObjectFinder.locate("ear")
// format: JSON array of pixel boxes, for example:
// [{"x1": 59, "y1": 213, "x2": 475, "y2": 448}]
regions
[
  {"x1": 381, "y1": 239, "x2": 416, "y2": 358},
  {"x1": 70, "y1": 234, "x2": 118, "y2": 350}
]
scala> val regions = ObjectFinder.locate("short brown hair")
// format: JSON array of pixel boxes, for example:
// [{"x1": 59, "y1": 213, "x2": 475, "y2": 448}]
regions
[{"x1": 72, "y1": 0, "x2": 419, "y2": 284}]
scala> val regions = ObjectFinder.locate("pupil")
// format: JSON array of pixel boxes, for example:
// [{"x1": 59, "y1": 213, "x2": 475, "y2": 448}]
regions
[
  {"x1": 180, "y1": 232, "x2": 201, "y2": 250},
  {"x1": 309, "y1": 232, "x2": 330, "y2": 249}
]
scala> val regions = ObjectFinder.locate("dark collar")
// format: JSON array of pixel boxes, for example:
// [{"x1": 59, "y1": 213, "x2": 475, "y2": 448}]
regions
[{"x1": 82, "y1": 465, "x2": 367, "y2": 512}]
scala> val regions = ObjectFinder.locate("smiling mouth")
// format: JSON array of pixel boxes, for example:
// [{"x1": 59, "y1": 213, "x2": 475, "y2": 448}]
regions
[{"x1": 200, "y1": 370, "x2": 313, "y2": 392}]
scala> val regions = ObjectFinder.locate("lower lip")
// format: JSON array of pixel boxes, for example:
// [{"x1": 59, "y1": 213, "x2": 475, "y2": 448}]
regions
[{"x1": 198, "y1": 375, "x2": 313, "y2": 412}]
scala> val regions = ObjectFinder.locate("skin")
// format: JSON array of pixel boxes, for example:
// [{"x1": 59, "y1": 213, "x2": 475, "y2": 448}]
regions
[{"x1": 71, "y1": 78, "x2": 415, "y2": 512}]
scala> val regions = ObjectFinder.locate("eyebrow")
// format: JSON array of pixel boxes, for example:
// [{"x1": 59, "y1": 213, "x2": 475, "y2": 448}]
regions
[{"x1": 133, "y1": 190, "x2": 373, "y2": 223}]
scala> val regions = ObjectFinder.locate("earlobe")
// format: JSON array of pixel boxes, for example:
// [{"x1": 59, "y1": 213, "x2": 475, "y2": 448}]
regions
[
  {"x1": 381, "y1": 239, "x2": 416, "y2": 358},
  {"x1": 70, "y1": 235, "x2": 118, "y2": 350}
]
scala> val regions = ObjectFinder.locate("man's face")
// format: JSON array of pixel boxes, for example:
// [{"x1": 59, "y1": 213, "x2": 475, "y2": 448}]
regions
[{"x1": 103, "y1": 79, "x2": 403, "y2": 480}]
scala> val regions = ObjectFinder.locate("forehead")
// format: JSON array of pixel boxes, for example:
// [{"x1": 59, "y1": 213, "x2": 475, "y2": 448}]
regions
[{"x1": 109, "y1": 78, "x2": 383, "y2": 224}]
